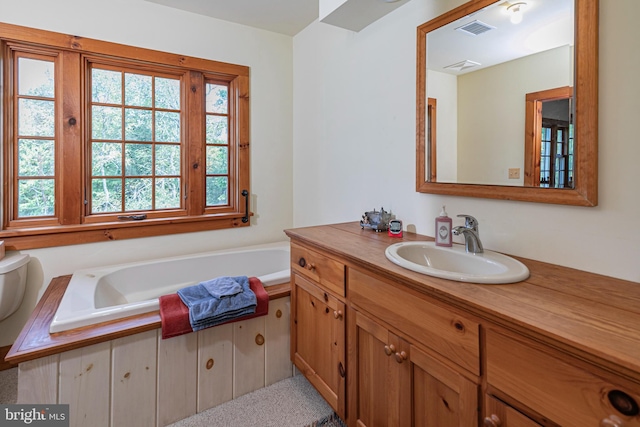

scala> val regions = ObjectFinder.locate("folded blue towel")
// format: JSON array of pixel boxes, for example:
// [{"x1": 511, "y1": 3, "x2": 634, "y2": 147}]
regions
[
  {"x1": 177, "y1": 276, "x2": 257, "y2": 331},
  {"x1": 200, "y1": 276, "x2": 243, "y2": 298}
]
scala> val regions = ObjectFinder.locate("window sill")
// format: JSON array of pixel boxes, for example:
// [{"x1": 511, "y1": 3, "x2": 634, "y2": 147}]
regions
[{"x1": 0, "y1": 213, "x2": 250, "y2": 250}]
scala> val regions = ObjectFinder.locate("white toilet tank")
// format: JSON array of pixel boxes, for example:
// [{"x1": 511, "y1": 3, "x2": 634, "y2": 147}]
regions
[{"x1": 0, "y1": 252, "x2": 30, "y2": 321}]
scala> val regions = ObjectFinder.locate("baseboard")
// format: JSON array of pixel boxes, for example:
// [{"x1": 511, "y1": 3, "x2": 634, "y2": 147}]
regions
[{"x1": 0, "y1": 345, "x2": 16, "y2": 371}]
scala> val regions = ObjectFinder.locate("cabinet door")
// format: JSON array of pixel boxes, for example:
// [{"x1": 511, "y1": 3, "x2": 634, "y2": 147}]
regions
[
  {"x1": 484, "y1": 395, "x2": 543, "y2": 427},
  {"x1": 352, "y1": 310, "x2": 411, "y2": 427},
  {"x1": 411, "y1": 345, "x2": 478, "y2": 427},
  {"x1": 292, "y1": 273, "x2": 346, "y2": 417}
]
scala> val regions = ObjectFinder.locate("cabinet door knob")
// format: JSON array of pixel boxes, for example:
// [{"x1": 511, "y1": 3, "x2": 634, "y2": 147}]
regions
[
  {"x1": 384, "y1": 344, "x2": 396, "y2": 356},
  {"x1": 600, "y1": 415, "x2": 624, "y2": 427},
  {"x1": 333, "y1": 310, "x2": 343, "y2": 319},
  {"x1": 483, "y1": 414, "x2": 502, "y2": 427},
  {"x1": 394, "y1": 351, "x2": 407, "y2": 364},
  {"x1": 306, "y1": 262, "x2": 316, "y2": 271}
]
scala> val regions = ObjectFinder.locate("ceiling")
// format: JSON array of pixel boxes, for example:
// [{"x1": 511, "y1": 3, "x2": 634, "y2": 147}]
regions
[
  {"x1": 428, "y1": 0, "x2": 574, "y2": 75},
  {"x1": 144, "y1": 0, "x2": 319, "y2": 36}
]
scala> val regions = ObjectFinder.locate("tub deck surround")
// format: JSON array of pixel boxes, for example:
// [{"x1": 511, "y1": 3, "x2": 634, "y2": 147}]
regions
[
  {"x1": 284, "y1": 222, "x2": 640, "y2": 383},
  {"x1": 5, "y1": 275, "x2": 290, "y2": 364},
  {"x1": 50, "y1": 241, "x2": 291, "y2": 333}
]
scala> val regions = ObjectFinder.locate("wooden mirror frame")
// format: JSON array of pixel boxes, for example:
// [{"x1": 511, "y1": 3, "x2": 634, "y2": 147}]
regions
[{"x1": 416, "y1": 0, "x2": 598, "y2": 206}]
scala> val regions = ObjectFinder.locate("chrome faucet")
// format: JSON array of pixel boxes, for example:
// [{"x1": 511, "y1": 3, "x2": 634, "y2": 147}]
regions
[{"x1": 453, "y1": 214, "x2": 484, "y2": 254}]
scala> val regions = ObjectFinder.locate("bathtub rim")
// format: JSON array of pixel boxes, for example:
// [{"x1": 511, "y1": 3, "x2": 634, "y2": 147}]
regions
[
  {"x1": 5, "y1": 274, "x2": 291, "y2": 365},
  {"x1": 49, "y1": 241, "x2": 291, "y2": 333}
]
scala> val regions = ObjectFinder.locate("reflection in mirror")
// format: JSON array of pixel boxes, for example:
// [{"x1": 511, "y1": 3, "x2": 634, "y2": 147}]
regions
[
  {"x1": 416, "y1": 0, "x2": 598, "y2": 206},
  {"x1": 428, "y1": 0, "x2": 573, "y2": 186},
  {"x1": 524, "y1": 86, "x2": 573, "y2": 187},
  {"x1": 427, "y1": 97, "x2": 437, "y2": 182}
]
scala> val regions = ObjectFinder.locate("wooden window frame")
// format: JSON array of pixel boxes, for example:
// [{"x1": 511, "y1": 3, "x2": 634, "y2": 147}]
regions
[{"x1": 0, "y1": 23, "x2": 251, "y2": 250}]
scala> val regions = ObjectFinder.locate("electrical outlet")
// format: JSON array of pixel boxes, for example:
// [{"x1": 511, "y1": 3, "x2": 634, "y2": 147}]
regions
[{"x1": 508, "y1": 168, "x2": 520, "y2": 179}]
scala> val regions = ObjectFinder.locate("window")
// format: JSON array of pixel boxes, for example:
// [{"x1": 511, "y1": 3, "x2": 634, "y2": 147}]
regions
[{"x1": 1, "y1": 23, "x2": 250, "y2": 249}]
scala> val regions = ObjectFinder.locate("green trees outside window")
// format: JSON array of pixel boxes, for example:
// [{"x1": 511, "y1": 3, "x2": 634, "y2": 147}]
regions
[{"x1": 1, "y1": 23, "x2": 250, "y2": 249}]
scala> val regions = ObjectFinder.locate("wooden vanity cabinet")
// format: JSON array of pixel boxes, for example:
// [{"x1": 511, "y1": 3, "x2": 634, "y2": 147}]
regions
[
  {"x1": 286, "y1": 223, "x2": 640, "y2": 427},
  {"x1": 290, "y1": 243, "x2": 347, "y2": 419},
  {"x1": 348, "y1": 267, "x2": 480, "y2": 427},
  {"x1": 485, "y1": 328, "x2": 640, "y2": 427},
  {"x1": 484, "y1": 395, "x2": 544, "y2": 427},
  {"x1": 352, "y1": 309, "x2": 412, "y2": 427}
]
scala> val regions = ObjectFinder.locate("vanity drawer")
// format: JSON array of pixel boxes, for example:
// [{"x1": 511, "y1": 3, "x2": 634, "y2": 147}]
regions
[
  {"x1": 486, "y1": 328, "x2": 640, "y2": 427},
  {"x1": 348, "y1": 267, "x2": 480, "y2": 375},
  {"x1": 291, "y1": 243, "x2": 345, "y2": 297}
]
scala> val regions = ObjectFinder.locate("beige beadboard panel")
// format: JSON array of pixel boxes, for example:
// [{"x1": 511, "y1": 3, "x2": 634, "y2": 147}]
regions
[
  {"x1": 59, "y1": 341, "x2": 111, "y2": 427},
  {"x1": 157, "y1": 332, "x2": 198, "y2": 427},
  {"x1": 111, "y1": 330, "x2": 157, "y2": 427},
  {"x1": 233, "y1": 317, "x2": 266, "y2": 398},
  {"x1": 265, "y1": 297, "x2": 293, "y2": 386},
  {"x1": 197, "y1": 323, "x2": 234, "y2": 412}
]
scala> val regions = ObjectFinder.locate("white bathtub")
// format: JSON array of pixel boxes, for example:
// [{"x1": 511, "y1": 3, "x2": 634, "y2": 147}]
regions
[{"x1": 49, "y1": 241, "x2": 291, "y2": 333}]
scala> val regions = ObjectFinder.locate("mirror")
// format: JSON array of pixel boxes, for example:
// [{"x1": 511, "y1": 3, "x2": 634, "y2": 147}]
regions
[{"x1": 416, "y1": 0, "x2": 598, "y2": 206}]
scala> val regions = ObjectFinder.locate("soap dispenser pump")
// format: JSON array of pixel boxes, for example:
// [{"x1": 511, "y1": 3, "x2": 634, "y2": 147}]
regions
[{"x1": 435, "y1": 206, "x2": 452, "y2": 247}]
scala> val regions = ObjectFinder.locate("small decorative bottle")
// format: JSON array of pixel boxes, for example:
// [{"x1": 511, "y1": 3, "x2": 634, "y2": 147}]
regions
[{"x1": 435, "y1": 206, "x2": 452, "y2": 247}]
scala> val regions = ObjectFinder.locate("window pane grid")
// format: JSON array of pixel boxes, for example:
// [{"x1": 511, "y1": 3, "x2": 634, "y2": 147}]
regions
[
  {"x1": 15, "y1": 55, "x2": 57, "y2": 218},
  {"x1": 90, "y1": 65, "x2": 182, "y2": 214},
  {"x1": 205, "y1": 82, "x2": 230, "y2": 207},
  {"x1": 2, "y1": 25, "x2": 250, "y2": 246}
]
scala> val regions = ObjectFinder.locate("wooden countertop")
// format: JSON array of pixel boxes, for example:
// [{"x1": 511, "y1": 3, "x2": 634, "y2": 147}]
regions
[
  {"x1": 285, "y1": 222, "x2": 640, "y2": 383},
  {"x1": 5, "y1": 276, "x2": 290, "y2": 364}
]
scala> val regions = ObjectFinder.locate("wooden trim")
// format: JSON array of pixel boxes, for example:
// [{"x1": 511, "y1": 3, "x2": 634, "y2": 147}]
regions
[
  {"x1": 1, "y1": 22, "x2": 252, "y2": 249},
  {"x1": 5, "y1": 275, "x2": 290, "y2": 365},
  {"x1": 416, "y1": 0, "x2": 598, "y2": 206},
  {"x1": 427, "y1": 97, "x2": 437, "y2": 182},
  {"x1": 0, "y1": 345, "x2": 17, "y2": 370},
  {"x1": 0, "y1": 22, "x2": 249, "y2": 77},
  {"x1": 0, "y1": 214, "x2": 250, "y2": 250}
]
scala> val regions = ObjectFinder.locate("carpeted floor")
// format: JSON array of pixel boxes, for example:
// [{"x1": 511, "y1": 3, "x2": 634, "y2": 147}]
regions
[
  {"x1": 0, "y1": 368, "x2": 336, "y2": 426},
  {"x1": 168, "y1": 374, "x2": 334, "y2": 427},
  {"x1": 0, "y1": 367, "x2": 18, "y2": 404}
]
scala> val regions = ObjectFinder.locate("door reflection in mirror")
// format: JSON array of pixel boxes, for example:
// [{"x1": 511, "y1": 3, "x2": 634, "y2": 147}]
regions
[{"x1": 524, "y1": 86, "x2": 573, "y2": 188}]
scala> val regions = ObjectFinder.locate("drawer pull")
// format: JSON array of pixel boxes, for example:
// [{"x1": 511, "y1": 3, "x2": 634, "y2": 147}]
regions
[
  {"x1": 298, "y1": 257, "x2": 306, "y2": 268},
  {"x1": 608, "y1": 390, "x2": 639, "y2": 416},
  {"x1": 483, "y1": 415, "x2": 502, "y2": 427},
  {"x1": 600, "y1": 415, "x2": 623, "y2": 427},
  {"x1": 384, "y1": 344, "x2": 396, "y2": 356},
  {"x1": 333, "y1": 310, "x2": 343, "y2": 320},
  {"x1": 394, "y1": 351, "x2": 407, "y2": 364},
  {"x1": 306, "y1": 262, "x2": 316, "y2": 271},
  {"x1": 255, "y1": 334, "x2": 265, "y2": 346}
]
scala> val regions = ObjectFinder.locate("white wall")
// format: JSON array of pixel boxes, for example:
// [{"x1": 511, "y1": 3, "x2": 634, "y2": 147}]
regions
[
  {"x1": 293, "y1": 0, "x2": 640, "y2": 284},
  {"x1": 427, "y1": 70, "x2": 457, "y2": 183},
  {"x1": 457, "y1": 45, "x2": 572, "y2": 185},
  {"x1": 0, "y1": 0, "x2": 294, "y2": 346}
]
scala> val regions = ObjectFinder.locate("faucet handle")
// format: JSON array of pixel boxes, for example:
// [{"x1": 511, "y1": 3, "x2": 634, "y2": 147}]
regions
[{"x1": 457, "y1": 214, "x2": 479, "y2": 232}]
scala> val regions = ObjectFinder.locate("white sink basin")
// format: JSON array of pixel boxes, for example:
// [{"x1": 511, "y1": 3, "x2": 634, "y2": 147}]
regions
[{"x1": 385, "y1": 241, "x2": 529, "y2": 284}]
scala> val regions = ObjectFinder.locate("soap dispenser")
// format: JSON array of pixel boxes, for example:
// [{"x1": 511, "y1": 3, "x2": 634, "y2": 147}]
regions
[{"x1": 435, "y1": 206, "x2": 452, "y2": 247}]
